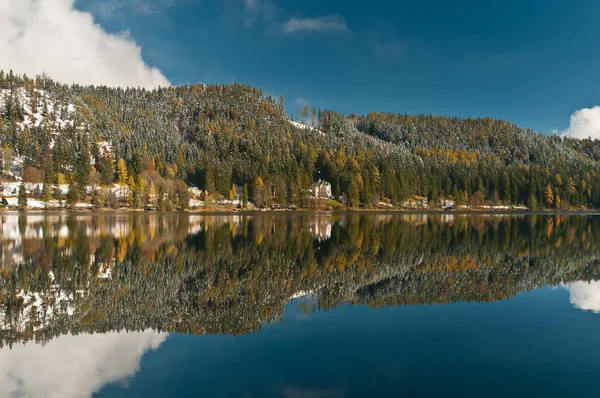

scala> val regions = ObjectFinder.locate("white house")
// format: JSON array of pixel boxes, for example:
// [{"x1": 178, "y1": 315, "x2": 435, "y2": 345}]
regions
[{"x1": 311, "y1": 180, "x2": 332, "y2": 199}]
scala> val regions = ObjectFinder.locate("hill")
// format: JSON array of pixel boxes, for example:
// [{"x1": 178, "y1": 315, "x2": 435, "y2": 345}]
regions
[{"x1": 1, "y1": 69, "x2": 600, "y2": 210}]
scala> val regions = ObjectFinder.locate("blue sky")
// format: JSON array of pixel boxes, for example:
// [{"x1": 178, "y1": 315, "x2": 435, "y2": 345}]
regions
[{"x1": 61, "y1": 1, "x2": 600, "y2": 132}]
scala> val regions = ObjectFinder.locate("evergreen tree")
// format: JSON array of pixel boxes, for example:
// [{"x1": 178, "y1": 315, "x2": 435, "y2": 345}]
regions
[
  {"x1": 527, "y1": 192, "x2": 538, "y2": 210},
  {"x1": 76, "y1": 145, "x2": 91, "y2": 189},
  {"x1": 66, "y1": 183, "x2": 79, "y2": 209},
  {"x1": 127, "y1": 175, "x2": 136, "y2": 208},
  {"x1": 138, "y1": 175, "x2": 148, "y2": 208},
  {"x1": 242, "y1": 184, "x2": 249, "y2": 209},
  {"x1": 157, "y1": 183, "x2": 165, "y2": 211},
  {"x1": 17, "y1": 183, "x2": 27, "y2": 211},
  {"x1": 175, "y1": 180, "x2": 189, "y2": 211},
  {"x1": 100, "y1": 155, "x2": 115, "y2": 186},
  {"x1": 42, "y1": 182, "x2": 51, "y2": 209},
  {"x1": 567, "y1": 177, "x2": 577, "y2": 203},
  {"x1": 253, "y1": 176, "x2": 265, "y2": 208}
]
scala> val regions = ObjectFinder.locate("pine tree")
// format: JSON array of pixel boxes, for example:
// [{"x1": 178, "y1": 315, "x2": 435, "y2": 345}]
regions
[
  {"x1": 349, "y1": 175, "x2": 362, "y2": 208},
  {"x1": 157, "y1": 183, "x2": 165, "y2": 211},
  {"x1": 242, "y1": 184, "x2": 249, "y2": 209},
  {"x1": 76, "y1": 143, "x2": 91, "y2": 190},
  {"x1": 66, "y1": 182, "x2": 79, "y2": 209},
  {"x1": 205, "y1": 163, "x2": 215, "y2": 194},
  {"x1": 567, "y1": 177, "x2": 577, "y2": 203},
  {"x1": 42, "y1": 182, "x2": 51, "y2": 209},
  {"x1": 501, "y1": 171, "x2": 511, "y2": 203},
  {"x1": 17, "y1": 183, "x2": 27, "y2": 211},
  {"x1": 527, "y1": 192, "x2": 538, "y2": 210},
  {"x1": 253, "y1": 176, "x2": 265, "y2": 208},
  {"x1": 175, "y1": 180, "x2": 189, "y2": 211},
  {"x1": 127, "y1": 175, "x2": 136, "y2": 208},
  {"x1": 138, "y1": 175, "x2": 147, "y2": 207},
  {"x1": 100, "y1": 155, "x2": 114, "y2": 186}
]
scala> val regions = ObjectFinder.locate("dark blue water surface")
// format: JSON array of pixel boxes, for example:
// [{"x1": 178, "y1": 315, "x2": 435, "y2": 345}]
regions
[
  {"x1": 95, "y1": 288, "x2": 600, "y2": 398},
  {"x1": 1, "y1": 213, "x2": 599, "y2": 398}
]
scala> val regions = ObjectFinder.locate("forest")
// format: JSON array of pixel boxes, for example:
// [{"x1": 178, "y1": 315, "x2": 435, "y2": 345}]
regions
[
  {"x1": 1, "y1": 213, "x2": 599, "y2": 347},
  {"x1": 1, "y1": 69, "x2": 600, "y2": 210}
]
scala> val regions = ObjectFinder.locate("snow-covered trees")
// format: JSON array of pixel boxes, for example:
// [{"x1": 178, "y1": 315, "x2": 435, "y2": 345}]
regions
[{"x1": 1, "y1": 69, "x2": 600, "y2": 210}]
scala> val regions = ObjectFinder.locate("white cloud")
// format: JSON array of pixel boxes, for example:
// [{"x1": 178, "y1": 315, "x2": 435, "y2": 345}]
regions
[
  {"x1": 560, "y1": 106, "x2": 600, "y2": 140},
  {"x1": 90, "y1": 0, "x2": 194, "y2": 19},
  {"x1": 0, "y1": 330, "x2": 168, "y2": 398},
  {"x1": 562, "y1": 281, "x2": 600, "y2": 313},
  {"x1": 0, "y1": 0, "x2": 170, "y2": 88},
  {"x1": 238, "y1": 0, "x2": 277, "y2": 26},
  {"x1": 91, "y1": 0, "x2": 162, "y2": 18},
  {"x1": 282, "y1": 15, "x2": 350, "y2": 35}
]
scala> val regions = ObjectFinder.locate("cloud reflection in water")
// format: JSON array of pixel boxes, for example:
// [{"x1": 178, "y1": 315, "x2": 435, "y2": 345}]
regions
[{"x1": 0, "y1": 330, "x2": 167, "y2": 398}]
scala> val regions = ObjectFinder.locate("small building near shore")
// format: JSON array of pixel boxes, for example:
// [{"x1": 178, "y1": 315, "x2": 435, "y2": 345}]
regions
[{"x1": 311, "y1": 180, "x2": 332, "y2": 199}]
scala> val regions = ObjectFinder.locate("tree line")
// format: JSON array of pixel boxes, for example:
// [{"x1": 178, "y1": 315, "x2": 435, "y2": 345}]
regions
[{"x1": 1, "y1": 69, "x2": 600, "y2": 210}]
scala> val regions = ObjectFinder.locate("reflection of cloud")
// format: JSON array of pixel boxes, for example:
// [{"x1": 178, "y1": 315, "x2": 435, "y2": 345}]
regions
[
  {"x1": 562, "y1": 281, "x2": 600, "y2": 313},
  {"x1": 0, "y1": 331, "x2": 167, "y2": 398},
  {"x1": 282, "y1": 386, "x2": 345, "y2": 398}
]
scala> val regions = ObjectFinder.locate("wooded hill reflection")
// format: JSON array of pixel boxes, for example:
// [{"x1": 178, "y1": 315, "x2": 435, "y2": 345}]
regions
[{"x1": 1, "y1": 213, "x2": 599, "y2": 348}]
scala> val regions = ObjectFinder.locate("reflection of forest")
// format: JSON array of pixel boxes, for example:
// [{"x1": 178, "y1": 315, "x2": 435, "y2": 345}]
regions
[{"x1": 1, "y1": 213, "x2": 599, "y2": 348}]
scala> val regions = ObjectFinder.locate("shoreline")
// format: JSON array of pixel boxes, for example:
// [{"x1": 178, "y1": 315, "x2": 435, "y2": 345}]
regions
[{"x1": 1, "y1": 208, "x2": 599, "y2": 216}]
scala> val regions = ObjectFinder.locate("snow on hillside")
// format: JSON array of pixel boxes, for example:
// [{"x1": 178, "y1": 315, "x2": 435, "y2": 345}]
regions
[
  {"x1": 289, "y1": 119, "x2": 325, "y2": 136},
  {"x1": 0, "y1": 86, "x2": 115, "y2": 172},
  {"x1": 0, "y1": 87, "x2": 76, "y2": 130},
  {"x1": 0, "y1": 87, "x2": 111, "y2": 180}
]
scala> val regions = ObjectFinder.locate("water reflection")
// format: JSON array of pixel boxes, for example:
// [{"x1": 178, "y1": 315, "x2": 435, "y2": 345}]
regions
[
  {"x1": 0, "y1": 213, "x2": 599, "y2": 348},
  {"x1": 563, "y1": 281, "x2": 600, "y2": 313},
  {"x1": 0, "y1": 330, "x2": 166, "y2": 398}
]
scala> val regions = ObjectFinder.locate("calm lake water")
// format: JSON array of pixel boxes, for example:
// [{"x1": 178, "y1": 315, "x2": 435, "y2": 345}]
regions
[{"x1": 1, "y1": 212, "x2": 599, "y2": 398}]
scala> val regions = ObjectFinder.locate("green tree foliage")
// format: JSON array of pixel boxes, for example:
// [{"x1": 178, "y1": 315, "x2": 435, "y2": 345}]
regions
[
  {"x1": 42, "y1": 182, "x2": 51, "y2": 209},
  {"x1": 242, "y1": 184, "x2": 249, "y2": 209},
  {"x1": 1, "y1": 70, "x2": 600, "y2": 211},
  {"x1": 17, "y1": 183, "x2": 27, "y2": 210}
]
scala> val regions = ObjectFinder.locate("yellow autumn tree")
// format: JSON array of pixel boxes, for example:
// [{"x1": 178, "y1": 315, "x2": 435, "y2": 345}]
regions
[
  {"x1": 544, "y1": 185, "x2": 554, "y2": 208},
  {"x1": 116, "y1": 158, "x2": 128, "y2": 186},
  {"x1": 229, "y1": 183, "x2": 237, "y2": 201},
  {"x1": 555, "y1": 194, "x2": 562, "y2": 210},
  {"x1": 149, "y1": 181, "x2": 156, "y2": 204}
]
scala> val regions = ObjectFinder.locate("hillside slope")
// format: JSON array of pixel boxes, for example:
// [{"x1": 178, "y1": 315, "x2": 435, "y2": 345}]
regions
[{"x1": 1, "y1": 69, "x2": 599, "y2": 209}]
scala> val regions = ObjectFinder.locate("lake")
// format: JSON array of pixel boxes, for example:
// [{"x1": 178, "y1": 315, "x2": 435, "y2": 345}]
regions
[{"x1": 1, "y1": 212, "x2": 599, "y2": 398}]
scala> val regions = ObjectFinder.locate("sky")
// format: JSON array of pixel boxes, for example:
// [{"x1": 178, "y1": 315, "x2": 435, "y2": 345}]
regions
[{"x1": 1, "y1": 0, "x2": 600, "y2": 138}]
